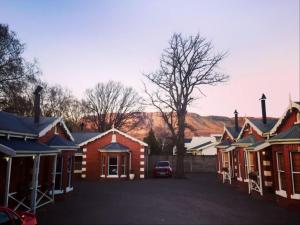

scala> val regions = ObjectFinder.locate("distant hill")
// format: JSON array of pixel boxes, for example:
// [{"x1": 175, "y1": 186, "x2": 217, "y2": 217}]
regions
[{"x1": 82, "y1": 112, "x2": 245, "y2": 140}]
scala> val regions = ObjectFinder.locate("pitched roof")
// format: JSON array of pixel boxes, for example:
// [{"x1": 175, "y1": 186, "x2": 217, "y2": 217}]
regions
[
  {"x1": 0, "y1": 144, "x2": 15, "y2": 156},
  {"x1": 269, "y1": 124, "x2": 300, "y2": 142},
  {"x1": 248, "y1": 118, "x2": 278, "y2": 133},
  {"x1": 101, "y1": 142, "x2": 129, "y2": 152},
  {"x1": 0, "y1": 137, "x2": 58, "y2": 154},
  {"x1": 190, "y1": 141, "x2": 213, "y2": 150},
  {"x1": 226, "y1": 126, "x2": 242, "y2": 139},
  {"x1": 72, "y1": 128, "x2": 148, "y2": 147},
  {"x1": 71, "y1": 132, "x2": 101, "y2": 145},
  {"x1": 234, "y1": 135, "x2": 257, "y2": 146},
  {"x1": 47, "y1": 135, "x2": 77, "y2": 149},
  {"x1": 216, "y1": 139, "x2": 232, "y2": 148},
  {"x1": 0, "y1": 111, "x2": 74, "y2": 141}
]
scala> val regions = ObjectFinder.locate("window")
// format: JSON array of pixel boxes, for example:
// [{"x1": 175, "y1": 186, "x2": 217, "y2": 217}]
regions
[
  {"x1": 238, "y1": 152, "x2": 241, "y2": 178},
  {"x1": 248, "y1": 152, "x2": 255, "y2": 173},
  {"x1": 276, "y1": 152, "x2": 286, "y2": 191},
  {"x1": 67, "y1": 156, "x2": 73, "y2": 188},
  {"x1": 74, "y1": 156, "x2": 82, "y2": 171},
  {"x1": 223, "y1": 152, "x2": 229, "y2": 168},
  {"x1": 55, "y1": 156, "x2": 63, "y2": 190},
  {"x1": 108, "y1": 157, "x2": 118, "y2": 176},
  {"x1": 0, "y1": 212, "x2": 11, "y2": 225},
  {"x1": 244, "y1": 151, "x2": 248, "y2": 179},
  {"x1": 101, "y1": 155, "x2": 106, "y2": 176},
  {"x1": 121, "y1": 156, "x2": 126, "y2": 176},
  {"x1": 291, "y1": 152, "x2": 300, "y2": 194}
]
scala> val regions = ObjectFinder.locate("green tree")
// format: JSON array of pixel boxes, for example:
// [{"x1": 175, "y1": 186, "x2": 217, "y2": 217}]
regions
[{"x1": 143, "y1": 129, "x2": 161, "y2": 155}]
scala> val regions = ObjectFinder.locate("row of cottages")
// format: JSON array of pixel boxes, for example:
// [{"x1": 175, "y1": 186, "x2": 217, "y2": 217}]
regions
[
  {"x1": 0, "y1": 87, "x2": 77, "y2": 213},
  {"x1": 216, "y1": 94, "x2": 300, "y2": 209},
  {"x1": 72, "y1": 127, "x2": 149, "y2": 180},
  {"x1": 185, "y1": 134, "x2": 222, "y2": 156}
]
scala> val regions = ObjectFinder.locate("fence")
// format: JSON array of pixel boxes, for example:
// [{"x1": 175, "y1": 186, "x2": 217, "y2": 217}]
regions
[{"x1": 148, "y1": 155, "x2": 216, "y2": 174}]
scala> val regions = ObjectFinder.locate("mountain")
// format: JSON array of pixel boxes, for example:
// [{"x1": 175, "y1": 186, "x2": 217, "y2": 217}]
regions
[{"x1": 126, "y1": 112, "x2": 244, "y2": 140}]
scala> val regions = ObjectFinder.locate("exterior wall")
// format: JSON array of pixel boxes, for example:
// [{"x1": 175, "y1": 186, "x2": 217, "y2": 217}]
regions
[
  {"x1": 240, "y1": 123, "x2": 264, "y2": 141},
  {"x1": 81, "y1": 132, "x2": 146, "y2": 180},
  {"x1": 38, "y1": 124, "x2": 70, "y2": 143},
  {"x1": 277, "y1": 108, "x2": 298, "y2": 133},
  {"x1": 272, "y1": 144, "x2": 300, "y2": 209}
]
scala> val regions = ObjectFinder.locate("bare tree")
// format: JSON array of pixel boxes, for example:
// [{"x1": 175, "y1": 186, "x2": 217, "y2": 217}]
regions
[
  {"x1": 0, "y1": 23, "x2": 40, "y2": 114},
  {"x1": 144, "y1": 33, "x2": 228, "y2": 178},
  {"x1": 82, "y1": 81, "x2": 143, "y2": 132}
]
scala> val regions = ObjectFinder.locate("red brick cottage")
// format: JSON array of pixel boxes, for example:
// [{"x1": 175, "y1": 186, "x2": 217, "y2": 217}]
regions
[
  {"x1": 0, "y1": 87, "x2": 77, "y2": 213},
  {"x1": 232, "y1": 95, "x2": 277, "y2": 195},
  {"x1": 72, "y1": 127, "x2": 148, "y2": 180},
  {"x1": 216, "y1": 110, "x2": 241, "y2": 184},
  {"x1": 267, "y1": 101, "x2": 300, "y2": 208}
]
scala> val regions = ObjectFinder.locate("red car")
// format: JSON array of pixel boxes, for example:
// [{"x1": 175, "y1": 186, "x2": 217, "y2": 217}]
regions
[
  {"x1": 0, "y1": 207, "x2": 37, "y2": 225},
  {"x1": 153, "y1": 160, "x2": 172, "y2": 177}
]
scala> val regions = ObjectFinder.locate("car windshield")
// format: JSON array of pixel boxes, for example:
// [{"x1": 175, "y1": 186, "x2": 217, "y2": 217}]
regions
[{"x1": 156, "y1": 161, "x2": 170, "y2": 167}]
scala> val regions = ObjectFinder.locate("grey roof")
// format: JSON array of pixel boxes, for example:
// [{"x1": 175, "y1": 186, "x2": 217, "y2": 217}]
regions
[
  {"x1": 0, "y1": 111, "x2": 58, "y2": 135},
  {"x1": 216, "y1": 139, "x2": 232, "y2": 148},
  {"x1": 226, "y1": 126, "x2": 242, "y2": 139},
  {"x1": 72, "y1": 132, "x2": 101, "y2": 145},
  {"x1": 247, "y1": 140, "x2": 265, "y2": 149},
  {"x1": 235, "y1": 135, "x2": 258, "y2": 145},
  {"x1": 270, "y1": 124, "x2": 300, "y2": 142},
  {"x1": 248, "y1": 118, "x2": 278, "y2": 133},
  {"x1": 0, "y1": 144, "x2": 16, "y2": 156},
  {"x1": 47, "y1": 135, "x2": 77, "y2": 148},
  {"x1": 191, "y1": 141, "x2": 213, "y2": 150},
  {"x1": 102, "y1": 142, "x2": 129, "y2": 151},
  {"x1": 0, "y1": 137, "x2": 57, "y2": 153}
]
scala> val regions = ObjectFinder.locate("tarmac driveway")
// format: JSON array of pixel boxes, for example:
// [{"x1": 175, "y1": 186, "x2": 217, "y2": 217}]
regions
[{"x1": 37, "y1": 173, "x2": 299, "y2": 225}]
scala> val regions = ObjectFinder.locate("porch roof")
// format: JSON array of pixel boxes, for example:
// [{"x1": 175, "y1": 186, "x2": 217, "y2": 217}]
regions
[
  {"x1": 101, "y1": 142, "x2": 129, "y2": 152},
  {"x1": 216, "y1": 139, "x2": 232, "y2": 148},
  {"x1": 234, "y1": 135, "x2": 257, "y2": 146},
  {"x1": 0, "y1": 144, "x2": 16, "y2": 156},
  {"x1": 0, "y1": 137, "x2": 58, "y2": 154},
  {"x1": 47, "y1": 135, "x2": 78, "y2": 149},
  {"x1": 269, "y1": 124, "x2": 300, "y2": 143}
]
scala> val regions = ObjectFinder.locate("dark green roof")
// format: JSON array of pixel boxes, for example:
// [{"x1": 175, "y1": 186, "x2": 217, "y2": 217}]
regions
[
  {"x1": 248, "y1": 118, "x2": 278, "y2": 133},
  {"x1": 246, "y1": 140, "x2": 265, "y2": 149},
  {"x1": 216, "y1": 139, "x2": 232, "y2": 148},
  {"x1": 226, "y1": 126, "x2": 242, "y2": 139},
  {"x1": 270, "y1": 124, "x2": 300, "y2": 142},
  {"x1": 235, "y1": 135, "x2": 257, "y2": 145}
]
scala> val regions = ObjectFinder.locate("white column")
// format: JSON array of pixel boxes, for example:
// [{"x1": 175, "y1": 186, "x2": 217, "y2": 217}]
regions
[
  {"x1": 228, "y1": 152, "x2": 231, "y2": 184},
  {"x1": 257, "y1": 151, "x2": 263, "y2": 196},
  {"x1": 31, "y1": 155, "x2": 40, "y2": 213},
  {"x1": 4, "y1": 157, "x2": 12, "y2": 207},
  {"x1": 51, "y1": 154, "x2": 57, "y2": 200}
]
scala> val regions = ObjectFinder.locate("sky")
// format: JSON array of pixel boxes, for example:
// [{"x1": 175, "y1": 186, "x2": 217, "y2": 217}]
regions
[{"x1": 0, "y1": 0, "x2": 299, "y2": 118}]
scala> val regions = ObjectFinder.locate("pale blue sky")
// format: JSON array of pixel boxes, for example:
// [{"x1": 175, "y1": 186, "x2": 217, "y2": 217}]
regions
[{"x1": 0, "y1": 0, "x2": 299, "y2": 117}]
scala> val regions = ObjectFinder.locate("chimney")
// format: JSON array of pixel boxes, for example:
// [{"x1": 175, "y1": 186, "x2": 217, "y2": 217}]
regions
[
  {"x1": 260, "y1": 94, "x2": 267, "y2": 124},
  {"x1": 33, "y1": 85, "x2": 43, "y2": 125},
  {"x1": 80, "y1": 122, "x2": 84, "y2": 131},
  {"x1": 234, "y1": 110, "x2": 239, "y2": 132}
]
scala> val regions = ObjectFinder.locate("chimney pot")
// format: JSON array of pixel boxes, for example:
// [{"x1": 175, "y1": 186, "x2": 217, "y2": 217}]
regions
[
  {"x1": 260, "y1": 93, "x2": 267, "y2": 124},
  {"x1": 234, "y1": 110, "x2": 239, "y2": 132}
]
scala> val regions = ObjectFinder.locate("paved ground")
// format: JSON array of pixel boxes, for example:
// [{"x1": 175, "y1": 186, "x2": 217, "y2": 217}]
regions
[{"x1": 37, "y1": 173, "x2": 299, "y2": 225}]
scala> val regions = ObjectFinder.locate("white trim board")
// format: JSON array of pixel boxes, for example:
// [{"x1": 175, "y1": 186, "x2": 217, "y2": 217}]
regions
[{"x1": 77, "y1": 128, "x2": 148, "y2": 147}]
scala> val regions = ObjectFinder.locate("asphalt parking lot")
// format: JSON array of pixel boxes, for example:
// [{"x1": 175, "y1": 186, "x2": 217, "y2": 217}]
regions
[{"x1": 37, "y1": 173, "x2": 299, "y2": 225}]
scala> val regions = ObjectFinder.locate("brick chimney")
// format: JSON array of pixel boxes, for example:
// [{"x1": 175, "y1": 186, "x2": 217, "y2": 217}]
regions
[
  {"x1": 234, "y1": 110, "x2": 239, "y2": 132},
  {"x1": 260, "y1": 94, "x2": 267, "y2": 124},
  {"x1": 33, "y1": 85, "x2": 43, "y2": 125}
]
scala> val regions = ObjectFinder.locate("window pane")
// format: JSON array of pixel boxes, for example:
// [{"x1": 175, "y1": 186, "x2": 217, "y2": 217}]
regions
[
  {"x1": 280, "y1": 172, "x2": 286, "y2": 191},
  {"x1": 109, "y1": 157, "x2": 117, "y2": 165},
  {"x1": 293, "y1": 173, "x2": 300, "y2": 194},
  {"x1": 292, "y1": 152, "x2": 300, "y2": 172},
  {"x1": 109, "y1": 157, "x2": 118, "y2": 175},
  {"x1": 278, "y1": 153, "x2": 284, "y2": 171}
]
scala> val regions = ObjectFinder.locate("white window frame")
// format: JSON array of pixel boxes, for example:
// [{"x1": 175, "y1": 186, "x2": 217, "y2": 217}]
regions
[
  {"x1": 248, "y1": 152, "x2": 255, "y2": 173},
  {"x1": 108, "y1": 156, "x2": 118, "y2": 177},
  {"x1": 290, "y1": 152, "x2": 300, "y2": 199},
  {"x1": 275, "y1": 152, "x2": 287, "y2": 197},
  {"x1": 55, "y1": 156, "x2": 63, "y2": 192},
  {"x1": 244, "y1": 151, "x2": 249, "y2": 180},
  {"x1": 101, "y1": 155, "x2": 106, "y2": 177},
  {"x1": 223, "y1": 152, "x2": 229, "y2": 168},
  {"x1": 121, "y1": 156, "x2": 126, "y2": 176},
  {"x1": 66, "y1": 156, "x2": 73, "y2": 191}
]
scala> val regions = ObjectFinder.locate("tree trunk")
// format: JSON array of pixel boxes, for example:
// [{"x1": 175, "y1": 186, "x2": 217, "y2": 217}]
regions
[{"x1": 175, "y1": 111, "x2": 186, "y2": 178}]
